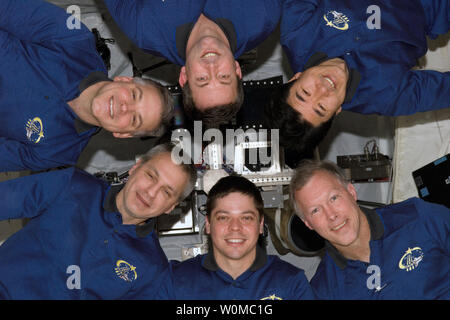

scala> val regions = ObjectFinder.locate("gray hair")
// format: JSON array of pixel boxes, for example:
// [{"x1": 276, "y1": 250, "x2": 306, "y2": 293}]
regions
[
  {"x1": 138, "y1": 142, "x2": 197, "y2": 200},
  {"x1": 289, "y1": 159, "x2": 349, "y2": 218},
  {"x1": 132, "y1": 77, "x2": 174, "y2": 137}
]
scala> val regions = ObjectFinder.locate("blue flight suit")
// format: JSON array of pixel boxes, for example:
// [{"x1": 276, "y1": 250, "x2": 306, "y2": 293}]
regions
[
  {"x1": 104, "y1": 0, "x2": 282, "y2": 64},
  {"x1": 311, "y1": 198, "x2": 450, "y2": 299},
  {"x1": 281, "y1": 0, "x2": 450, "y2": 116},
  {"x1": 0, "y1": 167, "x2": 169, "y2": 299},
  {"x1": 0, "y1": 0, "x2": 107, "y2": 172},
  {"x1": 165, "y1": 245, "x2": 315, "y2": 300}
]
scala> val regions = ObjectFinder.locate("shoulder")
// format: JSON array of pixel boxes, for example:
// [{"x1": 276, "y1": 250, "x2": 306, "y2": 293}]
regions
[
  {"x1": 264, "y1": 255, "x2": 309, "y2": 279},
  {"x1": 376, "y1": 197, "x2": 449, "y2": 234},
  {"x1": 171, "y1": 254, "x2": 205, "y2": 275}
]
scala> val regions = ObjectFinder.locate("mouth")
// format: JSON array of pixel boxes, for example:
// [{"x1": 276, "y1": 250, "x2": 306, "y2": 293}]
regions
[
  {"x1": 331, "y1": 220, "x2": 347, "y2": 231},
  {"x1": 201, "y1": 51, "x2": 220, "y2": 59},
  {"x1": 136, "y1": 192, "x2": 151, "y2": 208},
  {"x1": 109, "y1": 97, "x2": 114, "y2": 118},
  {"x1": 225, "y1": 238, "x2": 245, "y2": 245}
]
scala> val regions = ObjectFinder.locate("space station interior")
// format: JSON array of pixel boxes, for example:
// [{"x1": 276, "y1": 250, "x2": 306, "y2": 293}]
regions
[{"x1": 1, "y1": 0, "x2": 449, "y2": 282}]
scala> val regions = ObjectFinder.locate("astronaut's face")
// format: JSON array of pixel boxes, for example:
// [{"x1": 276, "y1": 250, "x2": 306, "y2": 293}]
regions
[
  {"x1": 287, "y1": 58, "x2": 349, "y2": 126},
  {"x1": 91, "y1": 76, "x2": 163, "y2": 137},
  {"x1": 116, "y1": 152, "x2": 189, "y2": 225},
  {"x1": 293, "y1": 170, "x2": 364, "y2": 249},
  {"x1": 206, "y1": 192, "x2": 264, "y2": 269},
  {"x1": 180, "y1": 36, "x2": 242, "y2": 111}
]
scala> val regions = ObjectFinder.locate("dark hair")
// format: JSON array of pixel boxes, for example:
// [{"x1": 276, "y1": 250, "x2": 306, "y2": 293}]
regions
[
  {"x1": 264, "y1": 81, "x2": 334, "y2": 156},
  {"x1": 182, "y1": 78, "x2": 244, "y2": 128},
  {"x1": 206, "y1": 175, "x2": 264, "y2": 218},
  {"x1": 131, "y1": 77, "x2": 174, "y2": 137}
]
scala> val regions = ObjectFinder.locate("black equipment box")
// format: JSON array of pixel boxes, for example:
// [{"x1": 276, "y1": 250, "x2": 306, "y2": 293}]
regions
[{"x1": 412, "y1": 154, "x2": 450, "y2": 208}]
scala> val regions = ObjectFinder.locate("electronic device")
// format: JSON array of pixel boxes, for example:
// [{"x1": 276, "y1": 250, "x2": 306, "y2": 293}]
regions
[
  {"x1": 337, "y1": 140, "x2": 392, "y2": 183},
  {"x1": 412, "y1": 154, "x2": 450, "y2": 208}
]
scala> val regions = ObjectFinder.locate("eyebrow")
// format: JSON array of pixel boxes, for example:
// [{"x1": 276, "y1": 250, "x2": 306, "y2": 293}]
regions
[
  {"x1": 195, "y1": 78, "x2": 232, "y2": 88},
  {"x1": 213, "y1": 210, "x2": 258, "y2": 216}
]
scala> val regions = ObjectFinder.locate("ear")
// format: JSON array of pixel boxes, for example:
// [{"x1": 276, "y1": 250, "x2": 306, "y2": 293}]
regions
[
  {"x1": 205, "y1": 216, "x2": 211, "y2": 234},
  {"x1": 288, "y1": 72, "x2": 302, "y2": 83},
  {"x1": 178, "y1": 66, "x2": 187, "y2": 87},
  {"x1": 346, "y1": 182, "x2": 358, "y2": 202},
  {"x1": 259, "y1": 215, "x2": 264, "y2": 234},
  {"x1": 335, "y1": 105, "x2": 343, "y2": 115},
  {"x1": 113, "y1": 76, "x2": 133, "y2": 83},
  {"x1": 235, "y1": 61, "x2": 242, "y2": 79},
  {"x1": 164, "y1": 202, "x2": 179, "y2": 215},
  {"x1": 301, "y1": 216, "x2": 314, "y2": 231},
  {"x1": 128, "y1": 159, "x2": 142, "y2": 176},
  {"x1": 113, "y1": 132, "x2": 134, "y2": 139}
]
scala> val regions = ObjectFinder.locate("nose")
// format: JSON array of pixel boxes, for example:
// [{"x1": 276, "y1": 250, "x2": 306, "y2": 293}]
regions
[
  {"x1": 145, "y1": 183, "x2": 158, "y2": 199},
  {"x1": 323, "y1": 205, "x2": 338, "y2": 221},
  {"x1": 118, "y1": 101, "x2": 133, "y2": 114},
  {"x1": 229, "y1": 217, "x2": 242, "y2": 231}
]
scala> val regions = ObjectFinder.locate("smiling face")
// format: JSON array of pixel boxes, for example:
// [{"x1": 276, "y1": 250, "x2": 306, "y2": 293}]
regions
[
  {"x1": 179, "y1": 36, "x2": 242, "y2": 111},
  {"x1": 206, "y1": 192, "x2": 264, "y2": 268},
  {"x1": 116, "y1": 152, "x2": 189, "y2": 225},
  {"x1": 90, "y1": 76, "x2": 164, "y2": 138},
  {"x1": 293, "y1": 170, "x2": 365, "y2": 249},
  {"x1": 287, "y1": 58, "x2": 349, "y2": 127}
]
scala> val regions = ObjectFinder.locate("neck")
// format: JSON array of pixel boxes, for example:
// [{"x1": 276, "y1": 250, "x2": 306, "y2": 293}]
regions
[
  {"x1": 67, "y1": 81, "x2": 107, "y2": 126},
  {"x1": 335, "y1": 212, "x2": 371, "y2": 263},
  {"x1": 214, "y1": 248, "x2": 256, "y2": 280},
  {"x1": 186, "y1": 14, "x2": 230, "y2": 53}
]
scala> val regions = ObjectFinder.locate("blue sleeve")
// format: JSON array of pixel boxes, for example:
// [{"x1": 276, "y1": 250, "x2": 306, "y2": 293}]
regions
[
  {"x1": 415, "y1": 198, "x2": 450, "y2": 253},
  {"x1": 104, "y1": 0, "x2": 204, "y2": 64},
  {"x1": 392, "y1": 69, "x2": 450, "y2": 115},
  {"x1": 0, "y1": 168, "x2": 73, "y2": 220},
  {"x1": 0, "y1": 0, "x2": 83, "y2": 44},
  {"x1": 152, "y1": 261, "x2": 177, "y2": 300},
  {"x1": 290, "y1": 270, "x2": 317, "y2": 300},
  {"x1": 345, "y1": 66, "x2": 450, "y2": 116},
  {"x1": 280, "y1": 0, "x2": 321, "y2": 72},
  {"x1": 0, "y1": 137, "x2": 78, "y2": 173},
  {"x1": 103, "y1": 0, "x2": 140, "y2": 47},
  {"x1": 0, "y1": 0, "x2": 106, "y2": 99}
]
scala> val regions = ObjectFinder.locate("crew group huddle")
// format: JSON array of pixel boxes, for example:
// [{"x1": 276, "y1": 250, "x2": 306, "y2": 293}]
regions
[{"x1": 0, "y1": 0, "x2": 448, "y2": 300}]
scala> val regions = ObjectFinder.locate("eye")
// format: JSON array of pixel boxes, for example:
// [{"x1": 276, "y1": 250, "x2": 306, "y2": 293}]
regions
[
  {"x1": 311, "y1": 208, "x2": 319, "y2": 215},
  {"x1": 242, "y1": 215, "x2": 254, "y2": 222},
  {"x1": 197, "y1": 76, "x2": 207, "y2": 82},
  {"x1": 330, "y1": 194, "x2": 339, "y2": 202},
  {"x1": 132, "y1": 90, "x2": 137, "y2": 101},
  {"x1": 216, "y1": 215, "x2": 228, "y2": 222}
]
